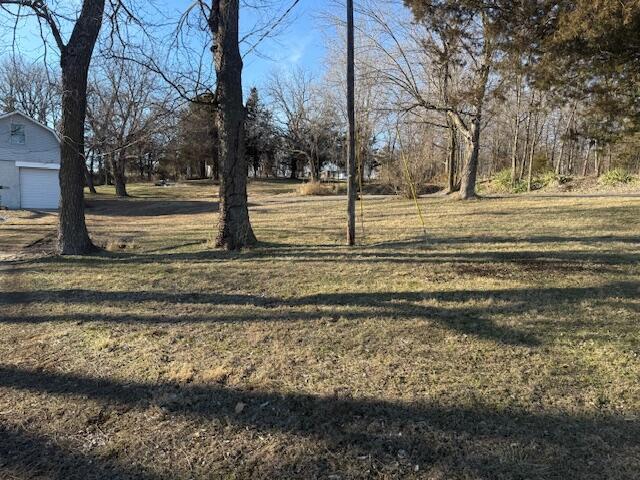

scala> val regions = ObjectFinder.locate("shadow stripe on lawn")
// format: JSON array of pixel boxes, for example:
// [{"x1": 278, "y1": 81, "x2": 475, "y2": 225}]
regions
[{"x1": 0, "y1": 365, "x2": 637, "y2": 479}]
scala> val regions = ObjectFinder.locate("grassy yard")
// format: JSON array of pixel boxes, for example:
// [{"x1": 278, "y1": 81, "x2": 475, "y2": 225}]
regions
[{"x1": 1, "y1": 180, "x2": 639, "y2": 479}]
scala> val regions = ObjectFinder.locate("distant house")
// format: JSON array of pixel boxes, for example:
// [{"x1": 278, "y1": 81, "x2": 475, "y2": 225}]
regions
[
  {"x1": 0, "y1": 111, "x2": 61, "y2": 210},
  {"x1": 320, "y1": 162, "x2": 346, "y2": 181}
]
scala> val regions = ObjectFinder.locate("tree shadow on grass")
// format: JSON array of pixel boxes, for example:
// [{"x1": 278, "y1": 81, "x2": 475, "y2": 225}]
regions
[
  {"x1": 2, "y1": 282, "x2": 639, "y2": 347},
  {"x1": 0, "y1": 424, "x2": 164, "y2": 480},
  {"x1": 19, "y1": 243, "x2": 639, "y2": 270},
  {"x1": 0, "y1": 292, "x2": 539, "y2": 347},
  {"x1": 85, "y1": 199, "x2": 219, "y2": 217},
  {"x1": 371, "y1": 234, "x2": 640, "y2": 249},
  {"x1": 0, "y1": 365, "x2": 637, "y2": 479}
]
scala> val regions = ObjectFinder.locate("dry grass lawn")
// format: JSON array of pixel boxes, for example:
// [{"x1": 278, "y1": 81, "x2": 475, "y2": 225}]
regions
[{"x1": 1, "y1": 180, "x2": 639, "y2": 479}]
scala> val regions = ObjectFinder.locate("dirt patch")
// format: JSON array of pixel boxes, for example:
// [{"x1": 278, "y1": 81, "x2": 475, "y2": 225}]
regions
[{"x1": 0, "y1": 211, "x2": 58, "y2": 260}]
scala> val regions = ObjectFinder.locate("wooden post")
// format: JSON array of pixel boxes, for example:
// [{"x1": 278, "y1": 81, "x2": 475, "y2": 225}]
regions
[{"x1": 346, "y1": 0, "x2": 356, "y2": 245}]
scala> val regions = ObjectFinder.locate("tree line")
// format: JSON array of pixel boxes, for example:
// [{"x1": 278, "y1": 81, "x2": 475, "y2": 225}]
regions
[
  {"x1": 0, "y1": 59, "x2": 355, "y2": 191},
  {"x1": 0, "y1": 0, "x2": 638, "y2": 253}
]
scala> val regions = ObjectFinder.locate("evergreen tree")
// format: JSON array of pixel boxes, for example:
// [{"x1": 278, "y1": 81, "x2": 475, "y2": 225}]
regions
[
  {"x1": 244, "y1": 87, "x2": 278, "y2": 177},
  {"x1": 538, "y1": 0, "x2": 640, "y2": 135}
]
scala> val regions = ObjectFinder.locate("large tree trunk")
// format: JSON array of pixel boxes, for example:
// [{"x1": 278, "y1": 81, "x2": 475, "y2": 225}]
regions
[
  {"x1": 58, "y1": 63, "x2": 95, "y2": 254},
  {"x1": 458, "y1": 117, "x2": 481, "y2": 200},
  {"x1": 448, "y1": 110, "x2": 481, "y2": 200},
  {"x1": 113, "y1": 151, "x2": 128, "y2": 197},
  {"x1": 451, "y1": 16, "x2": 491, "y2": 201},
  {"x1": 310, "y1": 156, "x2": 320, "y2": 182},
  {"x1": 210, "y1": 0, "x2": 256, "y2": 250},
  {"x1": 440, "y1": 41, "x2": 458, "y2": 194},
  {"x1": 56, "y1": 0, "x2": 105, "y2": 255}
]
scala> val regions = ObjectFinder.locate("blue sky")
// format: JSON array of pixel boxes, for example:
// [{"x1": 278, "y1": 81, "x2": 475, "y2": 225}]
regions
[
  {"x1": 158, "y1": 0, "x2": 331, "y2": 88},
  {"x1": 238, "y1": 0, "x2": 330, "y2": 87},
  {"x1": 0, "y1": 0, "x2": 331, "y2": 92}
]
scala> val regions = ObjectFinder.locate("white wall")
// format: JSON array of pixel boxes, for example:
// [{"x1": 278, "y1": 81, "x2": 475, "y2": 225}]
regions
[
  {"x1": 0, "y1": 114, "x2": 60, "y2": 163},
  {"x1": 0, "y1": 113, "x2": 61, "y2": 209},
  {"x1": 0, "y1": 160, "x2": 19, "y2": 208}
]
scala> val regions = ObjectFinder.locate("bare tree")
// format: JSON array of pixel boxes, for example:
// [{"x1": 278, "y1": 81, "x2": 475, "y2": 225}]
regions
[
  {"x1": 208, "y1": 0, "x2": 256, "y2": 249},
  {"x1": 87, "y1": 57, "x2": 171, "y2": 196},
  {"x1": 0, "y1": 0, "x2": 109, "y2": 254},
  {"x1": 0, "y1": 57, "x2": 60, "y2": 126},
  {"x1": 267, "y1": 68, "x2": 314, "y2": 179}
]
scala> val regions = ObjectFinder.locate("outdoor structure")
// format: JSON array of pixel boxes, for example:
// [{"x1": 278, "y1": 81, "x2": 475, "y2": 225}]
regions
[
  {"x1": 320, "y1": 162, "x2": 347, "y2": 181},
  {"x1": 0, "y1": 111, "x2": 61, "y2": 210}
]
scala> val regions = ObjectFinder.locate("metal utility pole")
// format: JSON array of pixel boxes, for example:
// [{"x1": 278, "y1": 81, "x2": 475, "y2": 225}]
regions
[{"x1": 346, "y1": 0, "x2": 356, "y2": 245}]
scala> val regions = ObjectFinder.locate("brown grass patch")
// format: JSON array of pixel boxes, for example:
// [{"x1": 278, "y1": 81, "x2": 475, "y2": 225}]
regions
[
  {"x1": 166, "y1": 363, "x2": 197, "y2": 383},
  {"x1": 103, "y1": 237, "x2": 138, "y2": 251},
  {"x1": 199, "y1": 366, "x2": 231, "y2": 384},
  {"x1": 0, "y1": 180, "x2": 638, "y2": 479},
  {"x1": 297, "y1": 181, "x2": 346, "y2": 196}
]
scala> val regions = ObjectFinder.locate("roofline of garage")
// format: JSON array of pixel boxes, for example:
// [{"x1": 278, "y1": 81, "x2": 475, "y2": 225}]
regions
[
  {"x1": 0, "y1": 111, "x2": 61, "y2": 145},
  {"x1": 16, "y1": 161, "x2": 60, "y2": 170}
]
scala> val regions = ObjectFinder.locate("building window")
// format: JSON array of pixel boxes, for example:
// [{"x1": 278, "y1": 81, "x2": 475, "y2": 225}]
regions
[{"x1": 10, "y1": 123, "x2": 25, "y2": 145}]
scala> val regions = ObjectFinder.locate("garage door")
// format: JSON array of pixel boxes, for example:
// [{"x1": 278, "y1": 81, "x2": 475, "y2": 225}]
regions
[{"x1": 19, "y1": 168, "x2": 60, "y2": 209}]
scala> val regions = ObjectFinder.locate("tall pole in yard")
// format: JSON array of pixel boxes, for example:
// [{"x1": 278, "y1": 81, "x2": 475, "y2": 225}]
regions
[{"x1": 346, "y1": 0, "x2": 356, "y2": 246}]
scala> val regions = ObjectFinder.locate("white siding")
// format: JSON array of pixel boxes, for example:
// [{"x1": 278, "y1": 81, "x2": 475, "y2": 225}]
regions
[
  {"x1": 0, "y1": 160, "x2": 19, "y2": 209},
  {"x1": 0, "y1": 114, "x2": 60, "y2": 164},
  {"x1": 0, "y1": 112, "x2": 61, "y2": 209}
]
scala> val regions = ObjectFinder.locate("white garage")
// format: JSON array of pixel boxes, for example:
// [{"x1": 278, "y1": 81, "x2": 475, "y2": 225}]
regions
[
  {"x1": 18, "y1": 164, "x2": 61, "y2": 209},
  {"x1": 0, "y1": 111, "x2": 61, "y2": 210}
]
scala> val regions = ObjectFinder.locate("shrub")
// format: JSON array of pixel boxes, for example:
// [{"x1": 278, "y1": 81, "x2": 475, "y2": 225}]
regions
[
  {"x1": 599, "y1": 168, "x2": 634, "y2": 186},
  {"x1": 492, "y1": 169, "x2": 575, "y2": 193},
  {"x1": 492, "y1": 169, "x2": 528, "y2": 193},
  {"x1": 535, "y1": 171, "x2": 570, "y2": 188},
  {"x1": 493, "y1": 169, "x2": 513, "y2": 192},
  {"x1": 537, "y1": 171, "x2": 559, "y2": 187},
  {"x1": 511, "y1": 180, "x2": 529, "y2": 193}
]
